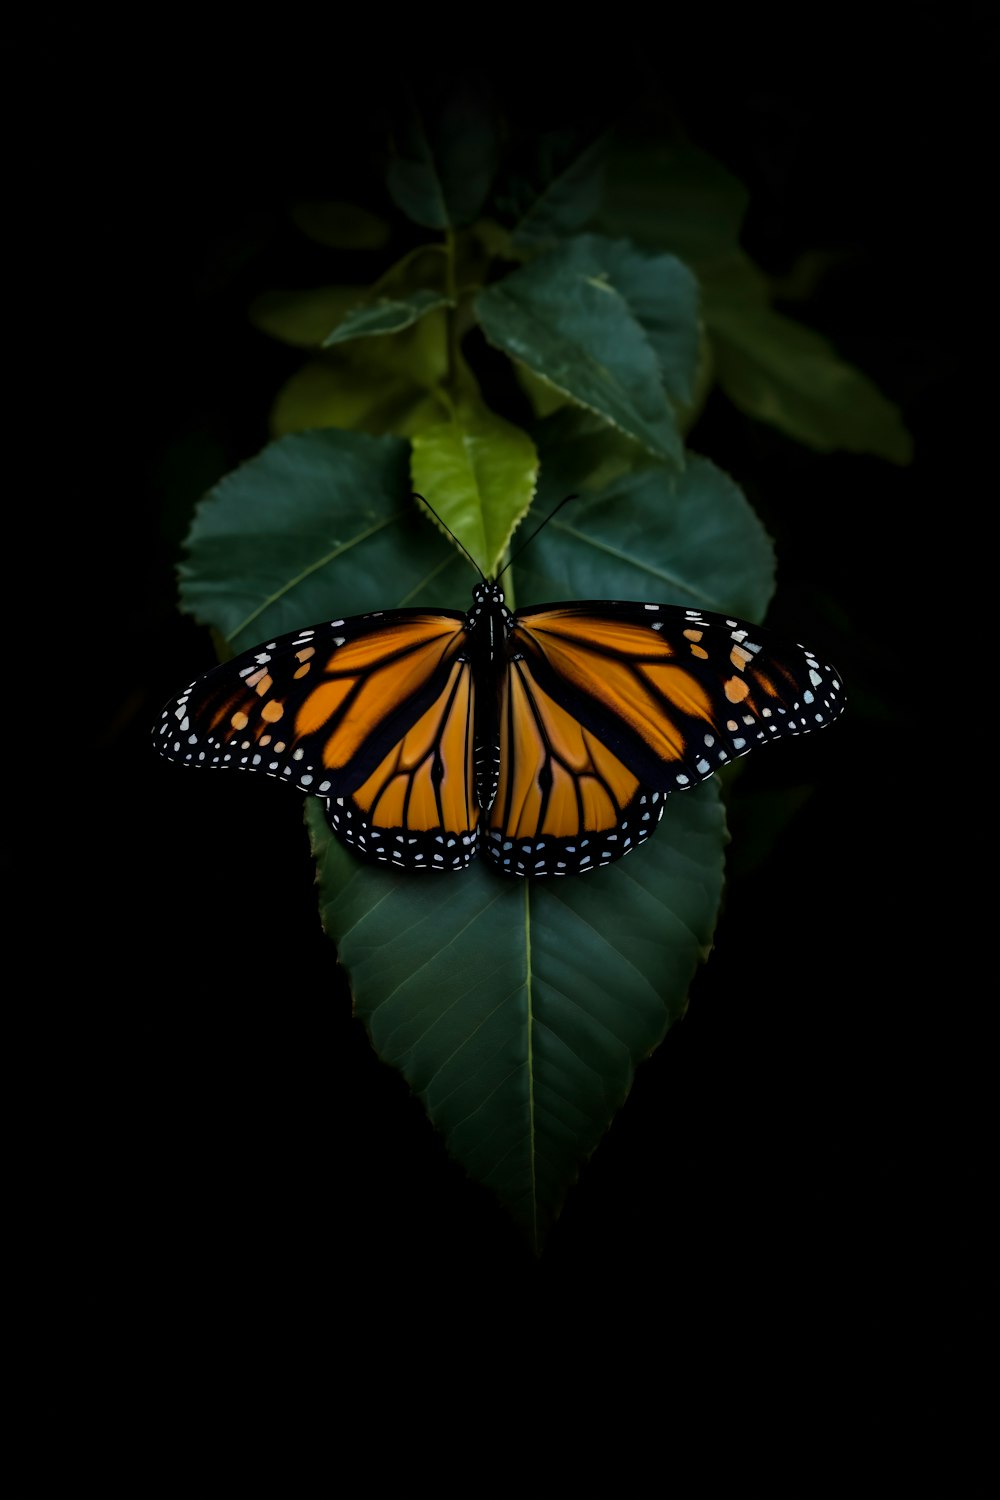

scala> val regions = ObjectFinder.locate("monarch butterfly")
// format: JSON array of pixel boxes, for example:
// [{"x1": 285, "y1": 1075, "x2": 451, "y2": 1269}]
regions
[{"x1": 155, "y1": 508, "x2": 845, "y2": 877}]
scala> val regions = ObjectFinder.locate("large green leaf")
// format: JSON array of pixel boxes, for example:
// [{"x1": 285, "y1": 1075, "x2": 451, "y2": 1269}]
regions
[
  {"x1": 521, "y1": 410, "x2": 775, "y2": 623},
  {"x1": 409, "y1": 397, "x2": 538, "y2": 575},
  {"x1": 475, "y1": 234, "x2": 698, "y2": 465},
  {"x1": 308, "y1": 781, "x2": 725, "y2": 1250},
  {"x1": 175, "y1": 426, "x2": 777, "y2": 1243},
  {"x1": 178, "y1": 430, "x2": 470, "y2": 648}
]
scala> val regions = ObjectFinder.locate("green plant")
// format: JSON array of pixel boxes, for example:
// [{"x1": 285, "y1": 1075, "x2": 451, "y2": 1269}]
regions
[{"x1": 171, "y1": 89, "x2": 907, "y2": 1250}]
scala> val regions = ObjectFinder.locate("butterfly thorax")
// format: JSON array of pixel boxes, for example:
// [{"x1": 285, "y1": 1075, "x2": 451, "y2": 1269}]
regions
[{"x1": 463, "y1": 580, "x2": 513, "y2": 675}]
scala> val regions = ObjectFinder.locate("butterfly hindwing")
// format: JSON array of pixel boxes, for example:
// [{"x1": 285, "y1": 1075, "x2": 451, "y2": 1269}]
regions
[
  {"x1": 155, "y1": 607, "x2": 481, "y2": 871},
  {"x1": 485, "y1": 649, "x2": 666, "y2": 875}
]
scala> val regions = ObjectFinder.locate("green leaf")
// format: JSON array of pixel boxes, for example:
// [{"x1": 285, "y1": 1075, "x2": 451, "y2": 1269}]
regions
[
  {"x1": 514, "y1": 361, "x2": 571, "y2": 419},
  {"x1": 475, "y1": 233, "x2": 699, "y2": 465},
  {"x1": 269, "y1": 357, "x2": 443, "y2": 441},
  {"x1": 250, "y1": 286, "x2": 369, "y2": 348},
  {"x1": 595, "y1": 236, "x2": 701, "y2": 409},
  {"x1": 494, "y1": 130, "x2": 609, "y2": 250},
  {"x1": 323, "y1": 288, "x2": 454, "y2": 346},
  {"x1": 523, "y1": 410, "x2": 776, "y2": 624},
  {"x1": 269, "y1": 309, "x2": 450, "y2": 439},
  {"x1": 254, "y1": 250, "x2": 454, "y2": 353},
  {"x1": 409, "y1": 397, "x2": 539, "y2": 575},
  {"x1": 710, "y1": 301, "x2": 914, "y2": 464},
  {"x1": 599, "y1": 138, "x2": 749, "y2": 264},
  {"x1": 178, "y1": 430, "x2": 470, "y2": 649},
  {"x1": 387, "y1": 84, "x2": 498, "y2": 231},
  {"x1": 176, "y1": 426, "x2": 776, "y2": 1242},
  {"x1": 290, "y1": 199, "x2": 391, "y2": 250},
  {"x1": 601, "y1": 141, "x2": 913, "y2": 465},
  {"x1": 307, "y1": 781, "x2": 726, "y2": 1249}
]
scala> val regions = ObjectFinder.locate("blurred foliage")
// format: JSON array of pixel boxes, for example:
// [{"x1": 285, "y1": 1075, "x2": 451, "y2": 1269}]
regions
[{"x1": 251, "y1": 103, "x2": 910, "y2": 505}]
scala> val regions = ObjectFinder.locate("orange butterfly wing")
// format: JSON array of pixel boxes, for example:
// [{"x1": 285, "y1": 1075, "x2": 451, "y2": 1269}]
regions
[
  {"x1": 157, "y1": 591, "x2": 844, "y2": 877},
  {"x1": 155, "y1": 610, "x2": 482, "y2": 871},
  {"x1": 484, "y1": 601, "x2": 844, "y2": 875}
]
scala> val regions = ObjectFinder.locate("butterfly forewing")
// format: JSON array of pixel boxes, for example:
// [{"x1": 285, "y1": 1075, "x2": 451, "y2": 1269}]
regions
[
  {"x1": 512, "y1": 601, "x2": 844, "y2": 789},
  {"x1": 155, "y1": 608, "x2": 482, "y2": 871}
]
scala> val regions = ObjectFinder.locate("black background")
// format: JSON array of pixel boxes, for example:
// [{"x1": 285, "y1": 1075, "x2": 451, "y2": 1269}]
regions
[{"x1": 25, "y1": 20, "x2": 991, "y2": 1463}]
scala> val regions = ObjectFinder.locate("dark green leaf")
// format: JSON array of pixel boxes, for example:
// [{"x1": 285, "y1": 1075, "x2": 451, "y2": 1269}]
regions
[
  {"x1": 323, "y1": 289, "x2": 454, "y2": 346},
  {"x1": 493, "y1": 130, "x2": 609, "y2": 250},
  {"x1": 599, "y1": 138, "x2": 749, "y2": 263},
  {"x1": 308, "y1": 781, "x2": 726, "y2": 1249},
  {"x1": 475, "y1": 234, "x2": 699, "y2": 465},
  {"x1": 290, "y1": 199, "x2": 391, "y2": 250},
  {"x1": 602, "y1": 143, "x2": 912, "y2": 464},
  {"x1": 178, "y1": 430, "x2": 468, "y2": 649},
  {"x1": 703, "y1": 255, "x2": 912, "y2": 463},
  {"x1": 387, "y1": 84, "x2": 498, "y2": 231},
  {"x1": 521, "y1": 411, "x2": 775, "y2": 624},
  {"x1": 594, "y1": 236, "x2": 701, "y2": 408},
  {"x1": 176, "y1": 427, "x2": 776, "y2": 1241},
  {"x1": 711, "y1": 304, "x2": 914, "y2": 464}
]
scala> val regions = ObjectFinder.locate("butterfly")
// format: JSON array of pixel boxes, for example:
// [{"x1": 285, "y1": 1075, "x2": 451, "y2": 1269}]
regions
[{"x1": 155, "y1": 560, "x2": 845, "y2": 876}]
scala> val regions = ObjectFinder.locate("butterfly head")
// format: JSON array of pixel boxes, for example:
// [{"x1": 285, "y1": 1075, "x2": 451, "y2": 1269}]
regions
[{"x1": 472, "y1": 579, "x2": 506, "y2": 610}]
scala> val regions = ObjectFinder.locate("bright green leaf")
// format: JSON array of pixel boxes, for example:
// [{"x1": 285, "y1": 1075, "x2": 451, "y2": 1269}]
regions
[
  {"x1": 475, "y1": 234, "x2": 698, "y2": 465},
  {"x1": 410, "y1": 398, "x2": 538, "y2": 575}
]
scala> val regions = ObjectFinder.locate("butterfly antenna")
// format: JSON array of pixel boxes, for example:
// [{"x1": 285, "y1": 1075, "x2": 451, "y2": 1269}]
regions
[
  {"x1": 412, "y1": 493, "x2": 486, "y2": 581},
  {"x1": 496, "y1": 494, "x2": 579, "y2": 581}
]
